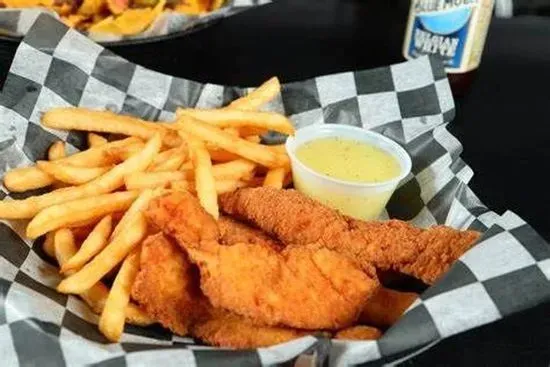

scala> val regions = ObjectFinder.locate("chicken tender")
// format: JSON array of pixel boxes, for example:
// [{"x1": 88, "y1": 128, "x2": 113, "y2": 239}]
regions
[
  {"x1": 131, "y1": 233, "x2": 207, "y2": 335},
  {"x1": 334, "y1": 326, "x2": 382, "y2": 340},
  {"x1": 131, "y1": 230, "x2": 314, "y2": 348},
  {"x1": 359, "y1": 287, "x2": 418, "y2": 328},
  {"x1": 220, "y1": 187, "x2": 481, "y2": 284},
  {"x1": 191, "y1": 308, "x2": 310, "y2": 349},
  {"x1": 219, "y1": 216, "x2": 283, "y2": 250},
  {"x1": 146, "y1": 191, "x2": 379, "y2": 330}
]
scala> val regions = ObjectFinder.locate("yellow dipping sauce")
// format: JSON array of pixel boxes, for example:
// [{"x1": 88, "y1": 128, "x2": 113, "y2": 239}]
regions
[
  {"x1": 293, "y1": 137, "x2": 402, "y2": 220},
  {"x1": 295, "y1": 137, "x2": 401, "y2": 183}
]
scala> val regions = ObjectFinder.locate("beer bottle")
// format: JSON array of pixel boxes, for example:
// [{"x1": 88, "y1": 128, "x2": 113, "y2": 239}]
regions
[{"x1": 402, "y1": 0, "x2": 495, "y2": 96}]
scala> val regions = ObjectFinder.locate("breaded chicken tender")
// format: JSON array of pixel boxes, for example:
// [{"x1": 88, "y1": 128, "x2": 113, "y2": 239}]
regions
[
  {"x1": 220, "y1": 187, "x2": 481, "y2": 284},
  {"x1": 146, "y1": 191, "x2": 379, "y2": 330}
]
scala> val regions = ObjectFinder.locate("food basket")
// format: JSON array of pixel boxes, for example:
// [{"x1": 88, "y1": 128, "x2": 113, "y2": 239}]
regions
[{"x1": 1, "y1": 15, "x2": 549, "y2": 366}]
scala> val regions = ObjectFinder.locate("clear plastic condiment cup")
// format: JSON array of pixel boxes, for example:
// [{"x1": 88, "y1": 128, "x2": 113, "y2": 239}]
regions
[{"x1": 285, "y1": 124, "x2": 412, "y2": 221}]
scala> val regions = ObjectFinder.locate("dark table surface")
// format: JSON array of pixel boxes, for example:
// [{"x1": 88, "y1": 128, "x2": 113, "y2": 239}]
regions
[{"x1": 1, "y1": 1, "x2": 550, "y2": 366}]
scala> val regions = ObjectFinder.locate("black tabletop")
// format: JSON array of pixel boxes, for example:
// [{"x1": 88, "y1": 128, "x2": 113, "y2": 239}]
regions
[{"x1": 1, "y1": 1, "x2": 550, "y2": 366}]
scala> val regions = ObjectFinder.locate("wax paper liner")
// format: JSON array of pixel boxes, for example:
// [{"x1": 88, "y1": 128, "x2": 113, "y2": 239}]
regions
[
  {"x1": 0, "y1": 0, "x2": 269, "y2": 44},
  {"x1": 0, "y1": 15, "x2": 549, "y2": 367}
]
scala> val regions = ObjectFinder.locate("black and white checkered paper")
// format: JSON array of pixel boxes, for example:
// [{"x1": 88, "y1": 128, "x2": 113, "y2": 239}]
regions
[
  {"x1": 1, "y1": 15, "x2": 549, "y2": 367},
  {"x1": 0, "y1": 0, "x2": 269, "y2": 43}
]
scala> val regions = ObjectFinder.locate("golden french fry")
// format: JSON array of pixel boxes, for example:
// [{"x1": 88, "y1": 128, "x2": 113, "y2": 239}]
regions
[
  {"x1": 175, "y1": 119, "x2": 285, "y2": 168},
  {"x1": 212, "y1": 159, "x2": 256, "y2": 181},
  {"x1": 57, "y1": 213, "x2": 147, "y2": 294},
  {"x1": 238, "y1": 126, "x2": 268, "y2": 137},
  {"x1": 111, "y1": 189, "x2": 158, "y2": 239},
  {"x1": 104, "y1": 142, "x2": 145, "y2": 162},
  {"x1": 223, "y1": 127, "x2": 239, "y2": 136},
  {"x1": 61, "y1": 215, "x2": 113, "y2": 274},
  {"x1": 170, "y1": 178, "x2": 246, "y2": 195},
  {"x1": 148, "y1": 146, "x2": 188, "y2": 172},
  {"x1": 54, "y1": 228, "x2": 76, "y2": 266},
  {"x1": 88, "y1": 133, "x2": 108, "y2": 147},
  {"x1": 48, "y1": 141, "x2": 66, "y2": 161},
  {"x1": 263, "y1": 167, "x2": 286, "y2": 189},
  {"x1": 59, "y1": 137, "x2": 142, "y2": 167},
  {"x1": 41, "y1": 108, "x2": 180, "y2": 147},
  {"x1": 37, "y1": 161, "x2": 111, "y2": 185},
  {"x1": 245, "y1": 135, "x2": 261, "y2": 143},
  {"x1": 176, "y1": 108, "x2": 294, "y2": 135},
  {"x1": 3, "y1": 167, "x2": 55, "y2": 192},
  {"x1": 179, "y1": 161, "x2": 193, "y2": 170},
  {"x1": 269, "y1": 144, "x2": 287, "y2": 153},
  {"x1": 0, "y1": 134, "x2": 161, "y2": 219},
  {"x1": 26, "y1": 191, "x2": 138, "y2": 239},
  {"x1": 227, "y1": 76, "x2": 281, "y2": 111},
  {"x1": 124, "y1": 171, "x2": 189, "y2": 191},
  {"x1": 189, "y1": 137, "x2": 218, "y2": 219},
  {"x1": 99, "y1": 246, "x2": 141, "y2": 342},
  {"x1": 43, "y1": 231, "x2": 56, "y2": 258},
  {"x1": 5, "y1": 138, "x2": 141, "y2": 192},
  {"x1": 53, "y1": 225, "x2": 152, "y2": 325},
  {"x1": 207, "y1": 146, "x2": 241, "y2": 162}
]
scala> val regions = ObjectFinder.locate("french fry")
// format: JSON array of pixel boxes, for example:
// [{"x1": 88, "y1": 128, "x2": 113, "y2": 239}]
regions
[
  {"x1": 54, "y1": 228, "x2": 76, "y2": 266},
  {"x1": 26, "y1": 191, "x2": 138, "y2": 239},
  {"x1": 37, "y1": 161, "x2": 112, "y2": 185},
  {"x1": 223, "y1": 127, "x2": 239, "y2": 136},
  {"x1": 227, "y1": 76, "x2": 281, "y2": 111},
  {"x1": 61, "y1": 215, "x2": 113, "y2": 274},
  {"x1": 0, "y1": 134, "x2": 161, "y2": 219},
  {"x1": 170, "y1": 178, "x2": 246, "y2": 195},
  {"x1": 88, "y1": 133, "x2": 108, "y2": 147},
  {"x1": 53, "y1": 226, "x2": 152, "y2": 325},
  {"x1": 245, "y1": 135, "x2": 261, "y2": 143},
  {"x1": 212, "y1": 159, "x2": 256, "y2": 181},
  {"x1": 104, "y1": 142, "x2": 145, "y2": 162},
  {"x1": 149, "y1": 146, "x2": 188, "y2": 172},
  {"x1": 42, "y1": 108, "x2": 180, "y2": 147},
  {"x1": 111, "y1": 189, "x2": 158, "y2": 239},
  {"x1": 263, "y1": 167, "x2": 286, "y2": 189},
  {"x1": 4, "y1": 138, "x2": 141, "y2": 192},
  {"x1": 124, "y1": 171, "x2": 189, "y2": 191},
  {"x1": 238, "y1": 126, "x2": 268, "y2": 137},
  {"x1": 57, "y1": 213, "x2": 147, "y2": 294},
  {"x1": 176, "y1": 108, "x2": 295, "y2": 135},
  {"x1": 3, "y1": 167, "x2": 55, "y2": 192},
  {"x1": 189, "y1": 137, "x2": 218, "y2": 219},
  {"x1": 99, "y1": 246, "x2": 141, "y2": 342},
  {"x1": 175, "y1": 119, "x2": 285, "y2": 168},
  {"x1": 207, "y1": 146, "x2": 241, "y2": 162},
  {"x1": 58, "y1": 137, "x2": 142, "y2": 167},
  {"x1": 48, "y1": 141, "x2": 66, "y2": 161},
  {"x1": 43, "y1": 231, "x2": 56, "y2": 258}
]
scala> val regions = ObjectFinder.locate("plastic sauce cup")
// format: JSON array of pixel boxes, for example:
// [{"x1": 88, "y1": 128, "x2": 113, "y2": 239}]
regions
[{"x1": 285, "y1": 124, "x2": 412, "y2": 221}]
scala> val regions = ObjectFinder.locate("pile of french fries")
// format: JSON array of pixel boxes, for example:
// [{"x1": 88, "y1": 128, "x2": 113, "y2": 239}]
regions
[{"x1": 0, "y1": 77, "x2": 293, "y2": 342}]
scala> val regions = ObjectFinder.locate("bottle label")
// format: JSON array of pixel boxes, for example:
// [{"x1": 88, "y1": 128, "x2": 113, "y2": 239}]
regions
[{"x1": 403, "y1": 0, "x2": 494, "y2": 73}]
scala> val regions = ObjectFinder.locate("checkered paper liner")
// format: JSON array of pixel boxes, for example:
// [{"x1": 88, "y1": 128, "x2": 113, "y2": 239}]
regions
[
  {"x1": 0, "y1": 0, "x2": 269, "y2": 44},
  {"x1": 1, "y1": 15, "x2": 549, "y2": 367}
]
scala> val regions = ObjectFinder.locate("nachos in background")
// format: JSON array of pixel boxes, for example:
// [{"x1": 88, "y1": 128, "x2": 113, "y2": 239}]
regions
[{"x1": 0, "y1": 0, "x2": 225, "y2": 35}]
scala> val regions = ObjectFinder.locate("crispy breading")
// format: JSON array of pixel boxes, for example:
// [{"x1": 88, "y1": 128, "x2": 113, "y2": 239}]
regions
[
  {"x1": 220, "y1": 187, "x2": 481, "y2": 284},
  {"x1": 131, "y1": 233, "x2": 207, "y2": 335},
  {"x1": 218, "y1": 216, "x2": 283, "y2": 250},
  {"x1": 359, "y1": 287, "x2": 418, "y2": 328},
  {"x1": 145, "y1": 191, "x2": 379, "y2": 330},
  {"x1": 334, "y1": 325, "x2": 382, "y2": 340}
]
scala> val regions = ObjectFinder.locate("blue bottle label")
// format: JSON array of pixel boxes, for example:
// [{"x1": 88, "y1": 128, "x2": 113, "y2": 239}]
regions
[{"x1": 403, "y1": 0, "x2": 494, "y2": 73}]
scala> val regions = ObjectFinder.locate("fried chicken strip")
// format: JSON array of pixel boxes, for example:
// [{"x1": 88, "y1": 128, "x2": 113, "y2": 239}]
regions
[
  {"x1": 146, "y1": 191, "x2": 379, "y2": 330},
  {"x1": 131, "y1": 233, "x2": 207, "y2": 335},
  {"x1": 220, "y1": 187, "x2": 481, "y2": 284},
  {"x1": 359, "y1": 287, "x2": 418, "y2": 328},
  {"x1": 131, "y1": 231, "x2": 314, "y2": 348},
  {"x1": 334, "y1": 326, "x2": 382, "y2": 340},
  {"x1": 218, "y1": 216, "x2": 283, "y2": 251}
]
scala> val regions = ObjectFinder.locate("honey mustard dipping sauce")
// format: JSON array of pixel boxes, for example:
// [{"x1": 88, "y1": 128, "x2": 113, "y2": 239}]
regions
[{"x1": 285, "y1": 124, "x2": 412, "y2": 220}]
